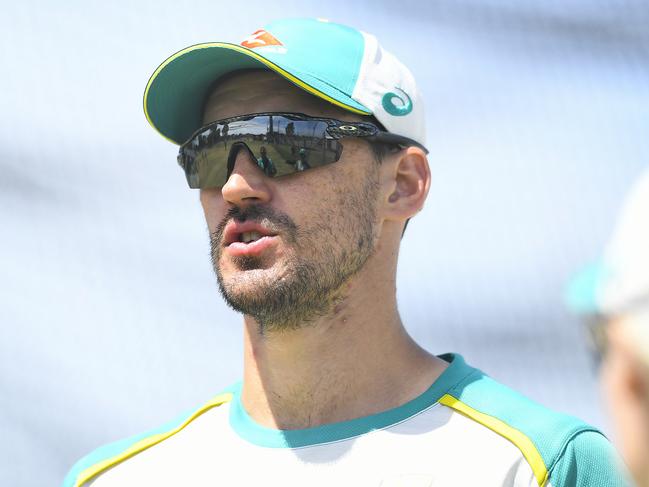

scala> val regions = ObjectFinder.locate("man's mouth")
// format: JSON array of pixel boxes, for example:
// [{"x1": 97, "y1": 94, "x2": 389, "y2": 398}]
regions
[
  {"x1": 223, "y1": 221, "x2": 277, "y2": 246},
  {"x1": 239, "y1": 231, "x2": 263, "y2": 244},
  {"x1": 222, "y1": 221, "x2": 280, "y2": 258}
]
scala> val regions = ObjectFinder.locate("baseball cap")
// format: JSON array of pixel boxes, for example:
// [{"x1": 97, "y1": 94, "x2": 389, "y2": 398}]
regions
[
  {"x1": 143, "y1": 18, "x2": 426, "y2": 147},
  {"x1": 566, "y1": 169, "x2": 649, "y2": 316}
]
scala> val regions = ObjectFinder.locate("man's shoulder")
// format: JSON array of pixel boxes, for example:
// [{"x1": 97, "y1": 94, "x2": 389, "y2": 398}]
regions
[
  {"x1": 61, "y1": 389, "x2": 235, "y2": 487},
  {"x1": 442, "y1": 357, "x2": 629, "y2": 486}
]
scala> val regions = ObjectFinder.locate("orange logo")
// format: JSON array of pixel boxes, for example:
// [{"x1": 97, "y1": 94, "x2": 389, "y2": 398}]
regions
[{"x1": 241, "y1": 29, "x2": 284, "y2": 49}]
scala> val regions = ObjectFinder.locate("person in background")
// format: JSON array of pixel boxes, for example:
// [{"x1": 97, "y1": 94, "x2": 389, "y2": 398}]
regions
[
  {"x1": 296, "y1": 147, "x2": 310, "y2": 171},
  {"x1": 567, "y1": 169, "x2": 649, "y2": 487},
  {"x1": 256, "y1": 146, "x2": 277, "y2": 176}
]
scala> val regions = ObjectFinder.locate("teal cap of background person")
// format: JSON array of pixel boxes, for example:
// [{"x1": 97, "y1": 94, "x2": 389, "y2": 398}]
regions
[
  {"x1": 144, "y1": 18, "x2": 371, "y2": 145},
  {"x1": 565, "y1": 261, "x2": 612, "y2": 315}
]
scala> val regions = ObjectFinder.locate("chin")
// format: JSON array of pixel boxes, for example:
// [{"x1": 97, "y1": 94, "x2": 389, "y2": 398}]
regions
[
  {"x1": 219, "y1": 262, "x2": 284, "y2": 294},
  {"x1": 220, "y1": 254, "x2": 282, "y2": 276}
]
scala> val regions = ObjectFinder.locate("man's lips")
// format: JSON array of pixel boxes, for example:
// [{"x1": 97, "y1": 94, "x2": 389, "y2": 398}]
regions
[
  {"x1": 222, "y1": 221, "x2": 277, "y2": 247},
  {"x1": 222, "y1": 220, "x2": 279, "y2": 258},
  {"x1": 226, "y1": 236, "x2": 277, "y2": 257}
]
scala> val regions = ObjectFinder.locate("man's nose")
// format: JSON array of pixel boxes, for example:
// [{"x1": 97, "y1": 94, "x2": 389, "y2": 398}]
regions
[{"x1": 221, "y1": 145, "x2": 272, "y2": 206}]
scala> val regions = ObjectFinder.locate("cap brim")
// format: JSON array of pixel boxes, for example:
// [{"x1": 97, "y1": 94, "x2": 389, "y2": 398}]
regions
[{"x1": 143, "y1": 42, "x2": 371, "y2": 145}]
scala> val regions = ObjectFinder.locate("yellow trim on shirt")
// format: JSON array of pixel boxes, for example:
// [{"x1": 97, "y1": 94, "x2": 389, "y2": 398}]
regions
[
  {"x1": 75, "y1": 393, "x2": 233, "y2": 487},
  {"x1": 439, "y1": 393, "x2": 549, "y2": 487}
]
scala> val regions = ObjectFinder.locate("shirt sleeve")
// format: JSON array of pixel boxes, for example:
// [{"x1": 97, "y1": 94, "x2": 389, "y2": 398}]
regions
[{"x1": 547, "y1": 430, "x2": 633, "y2": 487}]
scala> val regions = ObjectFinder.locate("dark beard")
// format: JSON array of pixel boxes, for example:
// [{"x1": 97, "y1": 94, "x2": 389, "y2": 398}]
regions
[{"x1": 210, "y1": 176, "x2": 378, "y2": 333}]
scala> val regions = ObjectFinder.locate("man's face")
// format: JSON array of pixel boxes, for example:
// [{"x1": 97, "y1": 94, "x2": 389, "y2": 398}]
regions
[
  {"x1": 199, "y1": 70, "x2": 382, "y2": 332},
  {"x1": 600, "y1": 314, "x2": 649, "y2": 484}
]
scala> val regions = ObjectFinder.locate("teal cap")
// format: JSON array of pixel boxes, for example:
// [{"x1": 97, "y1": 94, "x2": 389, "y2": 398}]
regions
[
  {"x1": 143, "y1": 18, "x2": 426, "y2": 147},
  {"x1": 565, "y1": 261, "x2": 611, "y2": 315}
]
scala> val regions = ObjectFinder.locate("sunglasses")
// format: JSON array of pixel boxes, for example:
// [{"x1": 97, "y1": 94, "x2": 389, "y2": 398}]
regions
[
  {"x1": 584, "y1": 300, "x2": 649, "y2": 368},
  {"x1": 177, "y1": 112, "x2": 427, "y2": 189},
  {"x1": 584, "y1": 315, "x2": 609, "y2": 368}
]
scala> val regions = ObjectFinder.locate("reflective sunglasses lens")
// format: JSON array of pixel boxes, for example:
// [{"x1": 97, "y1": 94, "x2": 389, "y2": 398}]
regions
[
  {"x1": 179, "y1": 116, "x2": 343, "y2": 189},
  {"x1": 267, "y1": 119, "x2": 342, "y2": 176}
]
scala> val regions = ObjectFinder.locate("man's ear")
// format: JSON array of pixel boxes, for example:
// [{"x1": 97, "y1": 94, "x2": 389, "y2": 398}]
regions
[
  {"x1": 628, "y1": 353, "x2": 649, "y2": 407},
  {"x1": 382, "y1": 147, "x2": 431, "y2": 222}
]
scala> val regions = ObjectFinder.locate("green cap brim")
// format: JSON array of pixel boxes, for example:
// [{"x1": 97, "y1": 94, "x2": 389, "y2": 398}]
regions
[{"x1": 143, "y1": 42, "x2": 371, "y2": 145}]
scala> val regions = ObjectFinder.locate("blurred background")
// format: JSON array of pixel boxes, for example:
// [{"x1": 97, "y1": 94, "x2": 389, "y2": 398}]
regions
[{"x1": 1, "y1": 1, "x2": 648, "y2": 485}]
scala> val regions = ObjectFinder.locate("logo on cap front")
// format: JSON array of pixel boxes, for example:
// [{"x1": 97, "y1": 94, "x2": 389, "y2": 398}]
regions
[
  {"x1": 241, "y1": 29, "x2": 284, "y2": 49},
  {"x1": 382, "y1": 87, "x2": 413, "y2": 116}
]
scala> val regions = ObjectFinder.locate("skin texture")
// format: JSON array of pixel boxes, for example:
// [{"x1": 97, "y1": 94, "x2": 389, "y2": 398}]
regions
[
  {"x1": 200, "y1": 70, "x2": 447, "y2": 429},
  {"x1": 601, "y1": 316, "x2": 649, "y2": 487}
]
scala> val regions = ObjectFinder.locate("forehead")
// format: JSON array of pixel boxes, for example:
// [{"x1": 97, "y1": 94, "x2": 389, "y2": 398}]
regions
[{"x1": 202, "y1": 70, "x2": 364, "y2": 124}]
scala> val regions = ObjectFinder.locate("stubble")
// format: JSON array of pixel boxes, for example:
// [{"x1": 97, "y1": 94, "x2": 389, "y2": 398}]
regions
[{"x1": 210, "y1": 168, "x2": 380, "y2": 333}]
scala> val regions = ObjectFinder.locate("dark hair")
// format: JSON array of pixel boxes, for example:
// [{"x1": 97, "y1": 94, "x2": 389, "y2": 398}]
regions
[{"x1": 364, "y1": 115, "x2": 402, "y2": 164}]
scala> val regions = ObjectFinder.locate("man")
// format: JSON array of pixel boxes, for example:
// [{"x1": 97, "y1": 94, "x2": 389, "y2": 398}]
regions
[
  {"x1": 64, "y1": 18, "x2": 628, "y2": 487},
  {"x1": 568, "y1": 169, "x2": 649, "y2": 487},
  {"x1": 296, "y1": 147, "x2": 310, "y2": 171},
  {"x1": 256, "y1": 146, "x2": 277, "y2": 176}
]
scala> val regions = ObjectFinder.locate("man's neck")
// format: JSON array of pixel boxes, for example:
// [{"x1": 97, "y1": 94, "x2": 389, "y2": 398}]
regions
[{"x1": 239, "y1": 264, "x2": 447, "y2": 430}]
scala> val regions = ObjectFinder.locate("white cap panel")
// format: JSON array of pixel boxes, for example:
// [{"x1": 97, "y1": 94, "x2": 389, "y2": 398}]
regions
[
  {"x1": 352, "y1": 31, "x2": 427, "y2": 147},
  {"x1": 599, "y1": 169, "x2": 649, "y2": 313}
]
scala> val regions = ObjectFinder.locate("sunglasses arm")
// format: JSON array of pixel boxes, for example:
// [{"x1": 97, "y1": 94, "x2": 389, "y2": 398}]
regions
[{"x1": 370, "y1": 132, "x2": 429, "y2": 154}]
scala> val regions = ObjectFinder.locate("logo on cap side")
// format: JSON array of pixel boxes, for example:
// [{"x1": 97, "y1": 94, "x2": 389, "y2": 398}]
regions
[
  {"x1": 241, "y1": 29, "x2": 284, "y2": 49},
  {"x1": 382, "y1": 87, "x2": 412, "y2": 116}
]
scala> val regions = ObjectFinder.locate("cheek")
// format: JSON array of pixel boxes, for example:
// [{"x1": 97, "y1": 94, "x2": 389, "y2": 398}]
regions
[
  {"x1": 200, "y1": 189, "x2": 227, "y2": 231},
  {"x1": 273, "y1": 185, "x2": 324, "y2": 236},
  {"x1": 601, "y1": 351, "x2": 625, "y2": 413},
  {"x1": 600, "y1": 351, "x2": 646, "y2": 462},
  {"x1": 275, "y1": 166, "x2": 341, "y2": 210}
]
